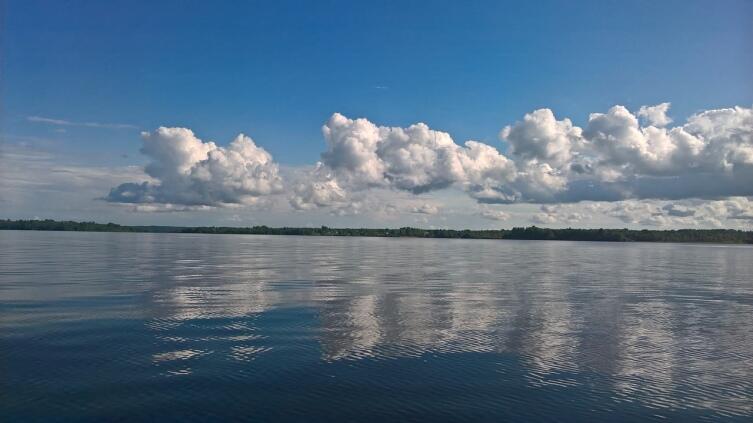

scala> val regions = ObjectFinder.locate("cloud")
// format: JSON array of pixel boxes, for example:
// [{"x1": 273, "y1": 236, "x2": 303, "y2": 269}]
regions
[
  {"x1": 530, "y1": 204, "x2": 589, "y2": 225},
  {"x1": 99, "y1": 103, "x2": 752, "y2": 225},
  {"x1": 637, "y1": 102, "x2": 673, "y2": 127},
  {"x1": 27, "y1": 116, "x2": 138, "y2": 130},
  {"x1": 515, "y1": 198, "x2": 753, "y2": 229},
  {"x1": 291, "y1": 113, "x2": 519, "y2": 210},
  {"x1": 661, "y1": 203, "x2": 695, "y2": 217},
  {"x1": 127, "y1": 204, "x2": 216, "y2": 213},
  {"x1": 0, "y1": 147, "x2": 147, "y2": 196},
  {"x1": 106, "y1": 127, "x2": 283, "y2": 207},
  {"x1": 717, "y1": 197, "x2": 753, "y2": 221},
  {"x1": 411, "y1": 203, "x2": 439, "y2": 215},
  {"x1": 499, "y1": 104, "x2": 753, "y2": 202},
  {"x1": 608, "y1": 200, "x2": 699, "y2": 227},
  {"x1": 500, "y1": 108, "x2": 582, "y2": 167},
  {"x1": 289, "y1": 163, "x2": 349, "y2": 211},
  {"x1": 294, "y1": 105, "x2": 752, "y2": 212},
  {"x1": 530, "y1": 212, "x2": 557, "y2": 225},
  {"x1": 479, "y1": 207, "x2": 510, "y2": 221},
  {"x1": 0, "y1": 143, "x2": 154, "y2": 221},
  {"x1": 603, "y1": 197, "x2": 753, "y2": 228}
]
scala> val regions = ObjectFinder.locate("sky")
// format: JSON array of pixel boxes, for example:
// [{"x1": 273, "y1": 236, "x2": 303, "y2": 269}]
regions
[{"x1": 1, "y1": 0, "x2": 752, "y2": 229}]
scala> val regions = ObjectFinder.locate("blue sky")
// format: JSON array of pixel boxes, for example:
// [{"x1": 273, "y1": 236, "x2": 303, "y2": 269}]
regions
[
  {"x1": 6, "y1": 0, "x2": 751, "y2": 162},
  {"x1": 2, "y1": 1, "x2": 753, "y2": 228}
]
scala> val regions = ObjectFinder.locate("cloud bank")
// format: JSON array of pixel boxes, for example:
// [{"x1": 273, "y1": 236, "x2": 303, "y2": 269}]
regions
[
  {"x1": 104, "y1": 103, "x2": 752, "y2": 228},
  {"x1": 291, "y1": 104, "x2": 752, "y2": 210}
]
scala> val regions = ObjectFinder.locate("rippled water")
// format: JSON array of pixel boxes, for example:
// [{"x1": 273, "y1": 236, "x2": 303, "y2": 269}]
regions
[{"x1": 1, "y1": 231, "x2": 753, "y2": 421}]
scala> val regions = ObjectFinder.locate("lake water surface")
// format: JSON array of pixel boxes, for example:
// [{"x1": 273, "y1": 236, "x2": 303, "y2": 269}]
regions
[{"x1": 2, "y1": 231, "x2": 753, "y2": 421}]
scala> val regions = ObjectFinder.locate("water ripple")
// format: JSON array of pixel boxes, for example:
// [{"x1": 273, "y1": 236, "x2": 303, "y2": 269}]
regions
[{"x1": 2, "y1": 231, "x2": 753, "y2": 421}]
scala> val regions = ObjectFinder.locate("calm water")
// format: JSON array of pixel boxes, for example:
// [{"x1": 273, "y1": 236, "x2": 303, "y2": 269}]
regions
[{"x1": 1, "y1": 231, "x2": 753, "y2": 422}]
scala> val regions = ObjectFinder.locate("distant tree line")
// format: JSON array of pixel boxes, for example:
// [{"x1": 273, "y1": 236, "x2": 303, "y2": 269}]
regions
[{"x1": 2, "y1": 219, "x2": 752, "y2": 244}]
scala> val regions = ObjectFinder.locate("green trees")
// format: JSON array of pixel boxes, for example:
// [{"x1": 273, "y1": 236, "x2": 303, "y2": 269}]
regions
[
  {"x1": 1, "y1": 219, "x2": 751, "y2": 244},
  {"x1": 0, "y1": 219, "x2": 135, "y2": 232}
]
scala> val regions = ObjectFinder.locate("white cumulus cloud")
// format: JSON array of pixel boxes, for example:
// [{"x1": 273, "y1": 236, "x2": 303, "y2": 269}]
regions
[
  {"x1": 637, "y1": 102, "x2": 673, "y2": 127},
  {"x1": 106, "y1": 127, "x2": 283, "y2": 207},
  {"x1": 104, "y1": 103, "x2": 753, "y2": 226},
  {"x1": 291, "y1": 105, "x2": 753, "y2": 214},
  {"x1": 291, "y1": 113, "x2": 539, "y2": 210},
  {"x1": 500, "y1": 108, "x2": 583, "y2": 167},
  {"x1": 501, "y1": 104, "x2": 753, "y2": 202}
]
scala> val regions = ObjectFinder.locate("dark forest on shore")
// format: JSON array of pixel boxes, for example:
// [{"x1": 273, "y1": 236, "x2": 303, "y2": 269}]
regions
[{"x1": 2, "y1": 219, "x2": 752, "y2": 244}]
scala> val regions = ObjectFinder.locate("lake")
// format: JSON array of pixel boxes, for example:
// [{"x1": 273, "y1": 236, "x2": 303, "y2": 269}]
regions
[{"x1": 1, "y1": 230, "x2": 752, "y2": 421}]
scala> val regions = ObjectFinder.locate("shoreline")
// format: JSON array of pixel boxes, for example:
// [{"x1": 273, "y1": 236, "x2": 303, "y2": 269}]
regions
[{"x1": 2, "y1": 219, "x2": 752, "y2": 244}]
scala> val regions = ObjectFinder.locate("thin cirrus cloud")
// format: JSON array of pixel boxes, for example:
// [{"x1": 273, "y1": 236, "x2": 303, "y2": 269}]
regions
[
  {"x1": 104, "y1": 103, "x2": 753, "y2": 218},
  {"x1": 27, "y1": 116, "x2": 138, "y2": 130}
]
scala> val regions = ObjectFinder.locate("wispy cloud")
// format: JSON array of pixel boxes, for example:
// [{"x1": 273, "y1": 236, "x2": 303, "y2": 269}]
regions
[{"x1": 27, "y1": 116, "x2": 138, "y2": 130}]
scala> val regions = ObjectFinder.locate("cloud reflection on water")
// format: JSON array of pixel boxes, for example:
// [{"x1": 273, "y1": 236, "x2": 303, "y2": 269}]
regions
[{"x1": 2, "y1": 231, "x2": 753, "y2": 417}]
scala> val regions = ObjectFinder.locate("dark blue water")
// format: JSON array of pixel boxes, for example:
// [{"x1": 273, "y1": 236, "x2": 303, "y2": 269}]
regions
[{"x1": 2, "y1": 231, "x2": 753, "y2": 421}]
